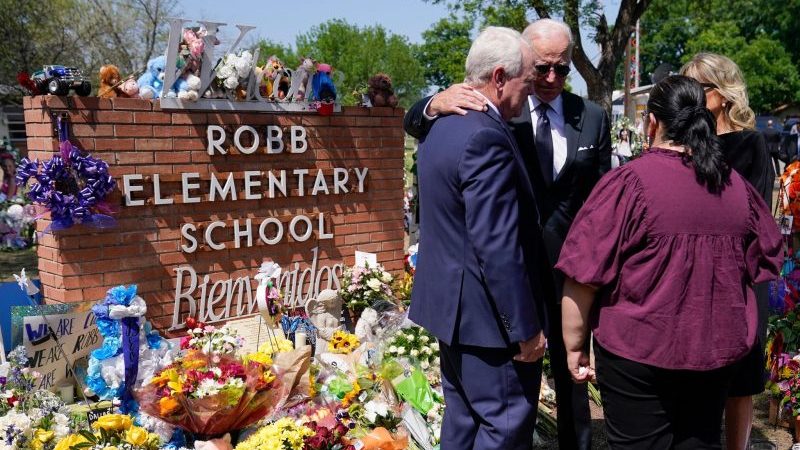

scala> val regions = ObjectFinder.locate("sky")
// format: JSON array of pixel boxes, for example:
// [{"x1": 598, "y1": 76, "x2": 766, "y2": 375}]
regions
[{"x1": 181, "y1": 0, "x2": 624, "y2": 96}]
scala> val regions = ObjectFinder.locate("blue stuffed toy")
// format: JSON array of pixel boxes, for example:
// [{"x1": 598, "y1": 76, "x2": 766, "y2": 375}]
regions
[
  {"x1": 311, "y1": 63, "x2": 337, "y2": 102},
  {"x1": 137, "y1": 56, "x2": 166, "y2": 99}
]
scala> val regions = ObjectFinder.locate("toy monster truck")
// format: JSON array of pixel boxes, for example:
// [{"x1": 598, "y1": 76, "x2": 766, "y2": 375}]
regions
[{"x1": 31, "y1": 65, "x2": 92, "y2": 96}]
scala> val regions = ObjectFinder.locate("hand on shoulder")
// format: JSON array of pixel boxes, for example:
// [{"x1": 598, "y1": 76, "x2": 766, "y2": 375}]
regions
[{"x1": 428, "y1": 83, "x2": 489, "y2": 117}]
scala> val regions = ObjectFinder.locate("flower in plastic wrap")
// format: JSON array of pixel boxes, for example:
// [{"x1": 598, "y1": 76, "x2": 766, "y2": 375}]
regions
[
  {"x1": 257, "y1": 337, "x2": 294, "y2": 356},
  {"x1": 136, "y1": 350, "x2": 299, "y2": 436},
  {"x1": 55, "y1": 413, "x2": 158, "y2": 450}
]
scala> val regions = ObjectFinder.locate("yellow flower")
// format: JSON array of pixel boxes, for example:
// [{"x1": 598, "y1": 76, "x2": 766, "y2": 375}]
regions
[
  {"x1": 328, "y1": 331, "x2": 360, "y2": 354},
  {"x1": 93, "y1": 414, "x2": 133, "y2": 432},
  {"x1": 341, "y1": 380, "x2": 362, "y2": 408},
  {"x1": 54, "y1": 434, "x2": 89, "y2": 450},
  {"x1": 124, "y1": 426, "x2": 149, "y2": 446},
  {"x1": 257, "y1": 338, "x2": 294, "y2": 355},
  {"x1": 245, "y1": 352, "x2": 273, "y2": 366},
  {"x1": 30, "y1": 429, "x2": 54, "y2": 450},
  {"x1": 105, "y1": 446, "x2": 119, "y2": 450}
]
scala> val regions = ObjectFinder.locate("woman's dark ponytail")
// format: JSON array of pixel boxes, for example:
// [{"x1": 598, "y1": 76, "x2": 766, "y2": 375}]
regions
[{"x1": 647, "y1": 75, "x2": 730, "y2": 193}]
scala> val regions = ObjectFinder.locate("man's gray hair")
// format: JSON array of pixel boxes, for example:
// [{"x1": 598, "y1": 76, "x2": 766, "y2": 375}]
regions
[
  {"x1": 522, "y1": 19, "x2": 575, "y2": 56},
  {"x1": 464, "y1": 26, "x2": 530, "y2": 86}
]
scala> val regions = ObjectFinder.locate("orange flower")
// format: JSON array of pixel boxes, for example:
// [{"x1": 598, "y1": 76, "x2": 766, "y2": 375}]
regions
[{"x1": 159, "y1": 396, "x2": 181, "y2": 415}]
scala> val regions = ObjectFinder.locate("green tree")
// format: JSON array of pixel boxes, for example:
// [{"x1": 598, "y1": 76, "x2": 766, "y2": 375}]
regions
[
  {"x1": 641, "y1": 0, "x2": 800, "y2": 113},
  {"x1": 416, "y1": 14, "x2": 473, "y2": 89},
  {"x1": 0, "y1": 0, "x2": 178, "y2": 98},
  {"x1": 294, "y1": 19, "x2": 426, "y2": 108},
  {"x1": 255, "y1": 39, "x2": 297, "y2": 67}
]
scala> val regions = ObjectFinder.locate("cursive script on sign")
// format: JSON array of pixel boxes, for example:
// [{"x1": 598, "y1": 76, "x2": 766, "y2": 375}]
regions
[{"x1": 170, "y1": 246, "x2": 343, "y2": 330}]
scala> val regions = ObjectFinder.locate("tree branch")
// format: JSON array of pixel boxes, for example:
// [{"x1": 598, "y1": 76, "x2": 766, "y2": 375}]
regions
[
  {"x1": 563, "y1": 0, "x2": 601, "y2": 85},
  {"x1": 526, "y1": 0, "x2": 551, "y2": 19},
  {"x1": 605, "y1": 0, "x2": 651, "y2": 69}
]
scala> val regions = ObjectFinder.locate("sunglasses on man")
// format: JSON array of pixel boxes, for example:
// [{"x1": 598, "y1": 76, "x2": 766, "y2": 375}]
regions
[{"x1": 534, "y1": 63, "x2": 571, "y2": 77}]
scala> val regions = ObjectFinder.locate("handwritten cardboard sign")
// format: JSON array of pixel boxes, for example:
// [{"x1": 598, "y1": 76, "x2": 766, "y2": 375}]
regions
[{"x1": 12, "y1": 302, "x2": 99, "y2": 389}]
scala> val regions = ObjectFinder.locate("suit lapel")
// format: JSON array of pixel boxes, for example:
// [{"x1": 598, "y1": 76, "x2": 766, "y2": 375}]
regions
[
  {"x1": 485, "y1": 108, "x2": 535, "y2": 200},
  {"x1": 557, "y1": 93, "x2": 584, "y2": 184}
]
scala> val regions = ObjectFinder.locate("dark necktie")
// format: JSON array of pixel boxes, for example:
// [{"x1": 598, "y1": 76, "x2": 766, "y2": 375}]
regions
[{"x1": 535, "y1": 103, "x2": 554, "y2": 184}]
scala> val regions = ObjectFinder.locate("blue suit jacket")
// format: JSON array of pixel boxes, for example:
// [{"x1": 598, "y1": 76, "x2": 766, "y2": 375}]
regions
[{"x1": 409, "y1": 107, "x2": 548, "y2": 348}]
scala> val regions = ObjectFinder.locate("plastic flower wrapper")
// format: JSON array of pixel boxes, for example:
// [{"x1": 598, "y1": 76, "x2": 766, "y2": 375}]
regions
[
  {"x1": 136, "y1": 350, "x2": 293, "y2": 436},
  {"x1": 380, "y1": 359, "x2": 440, "y2": 415}
]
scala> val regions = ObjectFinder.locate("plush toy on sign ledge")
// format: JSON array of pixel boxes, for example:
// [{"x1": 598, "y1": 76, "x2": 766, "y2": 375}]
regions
[
  {"x1": 368, "y1": 73, "x2": 398, "y2": 107},
  {"x1": 138, "y1": 56, "x2": 167, "y2": 99},
  {"x1": 98, "y1": 65, "x2": 140, "y2": 99}
]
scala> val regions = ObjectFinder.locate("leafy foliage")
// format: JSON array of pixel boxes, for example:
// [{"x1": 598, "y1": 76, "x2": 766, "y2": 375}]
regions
[
  {"x1": 0, "y1": 0, "x2": 178, "y2": 95},
  {"x1": 293, "y1": 19, "x2": 426, "y2": 108},
  {"x1": 640, "y1": 0, "x2": 800, "y2": 112},
  {"x1": 416, "y1": 14, "x2": 473, "y2": 89}
]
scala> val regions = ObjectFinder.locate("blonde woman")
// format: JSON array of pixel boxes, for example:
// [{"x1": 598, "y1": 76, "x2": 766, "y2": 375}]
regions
[{"x1": 681, "y1": 52, "x2": 774, "y2": 450}]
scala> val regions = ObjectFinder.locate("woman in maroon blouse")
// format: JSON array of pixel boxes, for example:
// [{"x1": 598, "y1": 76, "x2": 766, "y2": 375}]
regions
[{"x1": 556, "y1": 75, "x2": 781, "y2": 449}]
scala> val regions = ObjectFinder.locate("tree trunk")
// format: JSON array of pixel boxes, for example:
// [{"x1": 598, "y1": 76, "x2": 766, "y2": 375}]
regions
[{"x1": 586, "y1": 77, "x2": 614, "y2": 117}]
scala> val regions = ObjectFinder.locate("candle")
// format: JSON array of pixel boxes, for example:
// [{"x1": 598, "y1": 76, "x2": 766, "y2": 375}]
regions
[
  {"x1": 295, "y1": 332, "x2": 308, "y2": 348},
  {"x1": 59, "y1": 383, "x2": 74, "y2": 404}
]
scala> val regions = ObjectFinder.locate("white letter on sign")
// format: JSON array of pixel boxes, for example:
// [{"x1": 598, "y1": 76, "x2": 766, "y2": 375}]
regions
[
  {"x1": 290, "y1": 126, "x2": 307, "y2": 153},
  {"x1": 266, "y1": 126, "x2": 284, "y2": 153},
  {"x1": 234, "y1": 125, "x2": 259, "y2": 154},
  {"x1": 123, "y1": 174, "x2": 144, "y2": 206},
  {"x1": 181, "y1": 223, "x2": 198, "y2": 253},
  {"x1": 207, "y1": 125, "x2": 226, "y2": 155}
]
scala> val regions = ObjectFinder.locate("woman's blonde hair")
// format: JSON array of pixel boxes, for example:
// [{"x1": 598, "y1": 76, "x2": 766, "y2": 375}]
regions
[{"x1": 679, "y1": 52, "x2": 755, "y2": 130}]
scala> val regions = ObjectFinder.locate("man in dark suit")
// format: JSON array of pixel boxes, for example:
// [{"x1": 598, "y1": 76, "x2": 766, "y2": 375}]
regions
[
  {"x1": 409, "y1": 26, "x2": 548, "y2": 449},
  {"x1": 763, "y1": 119, "x2": 783, "y2": 175},
  {"x1": 405, "y1": 19, "x2": 611, "y2": 450}
]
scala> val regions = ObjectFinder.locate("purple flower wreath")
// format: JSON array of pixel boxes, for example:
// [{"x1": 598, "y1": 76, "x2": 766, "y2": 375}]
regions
[{"x1": 16, "y1": 118, "x2": 116, "y2": 230}]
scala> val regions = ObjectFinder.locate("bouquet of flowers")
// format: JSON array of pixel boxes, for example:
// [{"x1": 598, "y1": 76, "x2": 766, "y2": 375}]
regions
[
  {"x1": 328, "y1": 331, "x2": 360, "y2": 355},
  {"x1": 339, "y1": 263, "x2": 394, "y2": 313},
  {"x1": 137, "y1": 348, "x2": 290, "y2": 436},
  {"x1": 234, "y1": 417, "x2": 312, "y2": 450},
  {"x1": 384, "y1": 326, "x2": 439, "y2": 373},
  {"x1": 54, "y1": 414, "x2": 159, "y2": 450},
  {"x1": 180, "y1": 325, "x2": 244, "y2": 355},
  {"x1": 0, "y1": 198, "x2": 36, "y2": 250},
  {"x1": 0, "y1": 347, "x2": 74, "y2": 450},
  {"x1": 138, "y1": 323, "x2": 296, "y2": 436},
  {"x1": 212, "y1": 50, "x2": 254, "y2": 98},
  {"x1": 302, "y1": 420, "x2": 355, "y2": 450}
]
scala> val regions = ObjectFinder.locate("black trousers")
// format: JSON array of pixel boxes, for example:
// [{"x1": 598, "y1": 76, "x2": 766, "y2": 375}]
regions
[
  {"x1": 547, "y1": 299, "x2": 592, "y2": 450},
  {"x1": 594, "y1": 341, "x2": 735, "y2": 450}
]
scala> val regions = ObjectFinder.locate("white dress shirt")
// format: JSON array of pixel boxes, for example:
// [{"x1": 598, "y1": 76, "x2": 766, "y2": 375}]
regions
[{"x1": 530, "y1": 95, "x2": 567, "y2": 179}]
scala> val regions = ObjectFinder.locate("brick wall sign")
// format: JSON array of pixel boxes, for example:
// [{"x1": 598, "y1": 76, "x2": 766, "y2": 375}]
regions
[{"x1": 23, "y1": 95, "x2": 406, "y2": 335}]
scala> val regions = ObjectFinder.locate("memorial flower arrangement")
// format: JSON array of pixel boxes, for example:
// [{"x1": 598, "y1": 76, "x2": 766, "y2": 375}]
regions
[
  {"x1": 213, "y1": 50, "x2": 254, "y2": 97},
  {"x1": 338, "y1": 264, "x2": 393, "y2": 313},
  {"x1": 327, "y1": 331, "x2": 360, "y2": 355},
  {"x1": 137, "y1": 322, "x2": 296, "y2": 437},
  {"x1": 0, "y1": 199, "x2": 36, "y2": 251},
  {"x1": 180, "y1": 325, "x2": 244, "y2": 356},
  {"x1": 15, "y1": 120, "x2": 116, "y2": 231},
  {"x1": 0, "y1": 347, "x2": 73, "y2": 450},
  {"x1": 384, "y1": 326, "x2": 439, "y2": 371},
  {"x1": 54, "y1": 414, "x2": 160, "y2": 450},
  {"x1": 233, "y1": 417, "x2": 312, "y2": 450}
]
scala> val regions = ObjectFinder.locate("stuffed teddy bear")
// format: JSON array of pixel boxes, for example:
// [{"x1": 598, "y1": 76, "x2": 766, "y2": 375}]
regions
[
  {"x1": 311, "y1": 62, "x2": 337, "y2": 102},
  {"x1": 98, "y1": 65, "x2": 123, "y2": 98},
  {"x1": 368, "y1": 73, "x2": 398, "y2": 107},
  {"x1": 258, "y1": 55, "x2": 289, "y2": 100},
  {"x1": 137, "y1": 56, "x2": 166, "y2": 99}
]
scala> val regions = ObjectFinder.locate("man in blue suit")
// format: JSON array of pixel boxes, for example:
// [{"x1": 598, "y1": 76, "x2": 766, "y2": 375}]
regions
[{"x1": 409, "y1": 26, "x2": 548, "y2": 450}]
